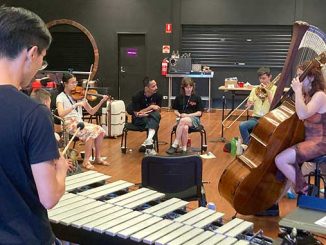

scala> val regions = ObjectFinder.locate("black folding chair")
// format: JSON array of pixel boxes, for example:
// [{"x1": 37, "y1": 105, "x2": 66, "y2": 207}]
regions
[{"x1": 141, "y1": 155, "x2": 207, "y2": 207}]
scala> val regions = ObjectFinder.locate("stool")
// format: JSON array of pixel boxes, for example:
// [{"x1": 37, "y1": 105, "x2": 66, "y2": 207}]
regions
[{"x1": 305, "y1": 155, "x2": 326, "y2": 198}]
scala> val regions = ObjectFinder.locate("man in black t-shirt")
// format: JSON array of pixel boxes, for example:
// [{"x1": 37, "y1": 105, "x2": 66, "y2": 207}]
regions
[
  {"x1": 131, "y1": 77, "x2": 162, "y2": 155},
  {"x1": 0, "y1": 7, "x2": 69, "y2": 244}
]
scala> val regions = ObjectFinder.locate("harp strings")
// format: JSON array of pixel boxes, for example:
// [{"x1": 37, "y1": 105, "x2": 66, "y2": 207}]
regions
[{"x1": 297, "y1": 26, "x2": 326, "y2": 65}]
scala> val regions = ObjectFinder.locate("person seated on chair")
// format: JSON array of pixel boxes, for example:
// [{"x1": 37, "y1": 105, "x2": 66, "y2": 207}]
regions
[
  {"x1": 239, "y1": 67, "x2": 276, "y2": 148},
  {"x1": 131, "y1": 76, "x2": 162, "y2": 156},
  {"x1": 275, "y1": 61, "x2": 326, "y2": 196},
  {"x1": 31, "y1": 88, "x2": 76, "y2": 173},
  {"x1": 30, "y1": 88, "x2": 61, "y2": 142},
  {"x1": 166, "y1": 77, "x2": 204, "y2": 154},
  {"x1": 56, "y1": 72, "x2": 110, "y2": 170}
]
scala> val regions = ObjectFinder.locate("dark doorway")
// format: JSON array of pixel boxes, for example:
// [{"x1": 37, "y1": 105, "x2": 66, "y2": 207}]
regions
[{"x1": 118, "y1": 34, "x2": 146, "y2": 103}]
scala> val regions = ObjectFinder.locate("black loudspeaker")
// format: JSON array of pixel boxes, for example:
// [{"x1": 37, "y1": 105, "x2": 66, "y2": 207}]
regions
[{"x1": 169, "y1": 57, "x2": 192, "y2": 73}]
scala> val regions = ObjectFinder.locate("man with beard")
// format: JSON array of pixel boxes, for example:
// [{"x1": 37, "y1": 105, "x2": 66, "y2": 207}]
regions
[{"x1": 130, "y1": 77, "x2": 162, "y2": 155}]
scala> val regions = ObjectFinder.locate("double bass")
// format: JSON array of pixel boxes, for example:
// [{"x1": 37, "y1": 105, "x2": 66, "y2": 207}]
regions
[{"x1": 218, "y1": 22, "x2": 326, "y2": 215}]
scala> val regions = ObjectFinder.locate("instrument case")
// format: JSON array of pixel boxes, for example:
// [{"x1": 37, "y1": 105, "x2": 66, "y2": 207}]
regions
[{"x1": 103, "y1": 100, "x2": 125, "y2": 137}]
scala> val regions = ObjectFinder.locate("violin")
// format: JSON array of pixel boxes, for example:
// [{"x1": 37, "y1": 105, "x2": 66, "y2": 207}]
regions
[{"x1": 71, "y1": 86, "x2": 108, "y2": 101}]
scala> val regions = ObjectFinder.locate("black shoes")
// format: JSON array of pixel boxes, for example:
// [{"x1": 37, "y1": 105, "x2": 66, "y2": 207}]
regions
[
  {"x1": 255, "y1": 204, "x2": 279, "y2": 217},
  {"x1": 166, "y1": 146, "x2": 189, "y2": 155},
  {"x1": 166, "y1": 146, "x2": 177, "y2": 154},
  {"x1": 138, "y1": 144, "x2": 146, "y2": 152}
]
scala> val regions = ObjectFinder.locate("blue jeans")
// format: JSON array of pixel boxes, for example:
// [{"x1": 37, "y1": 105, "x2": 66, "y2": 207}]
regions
[{"x1": 239, "y1": 117, "x2": 259, "y2": 144}]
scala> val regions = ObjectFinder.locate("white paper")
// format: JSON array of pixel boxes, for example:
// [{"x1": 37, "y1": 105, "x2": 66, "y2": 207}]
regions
[
  {"x1": 200, "y1": 152, "x2": 216, "y2": 159},
  {"x1": 314, "y1": 216, "x2": 326, "y2": 228}
]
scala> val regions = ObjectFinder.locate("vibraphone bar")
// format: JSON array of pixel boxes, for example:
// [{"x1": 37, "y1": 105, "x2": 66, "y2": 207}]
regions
[{"x1": 50, "y1": 171, "x2": 273, "y2": 245}]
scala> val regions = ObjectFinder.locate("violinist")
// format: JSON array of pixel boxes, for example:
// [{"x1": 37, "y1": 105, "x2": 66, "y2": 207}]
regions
[
  {"x1": 275, "y1": 62, "x2": 326, "y2": 195},
  {"x1": 239, "y1": 67, "x2": 276, "y2": 148},
  {"x1": 56, "y1": 72, "x2": 110, "y2": 170}
]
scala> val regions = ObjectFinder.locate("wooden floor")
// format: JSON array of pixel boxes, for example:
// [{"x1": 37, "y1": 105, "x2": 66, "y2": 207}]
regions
[{"x1": 76, "y1": 109, "x2": 298, "y2": 240}]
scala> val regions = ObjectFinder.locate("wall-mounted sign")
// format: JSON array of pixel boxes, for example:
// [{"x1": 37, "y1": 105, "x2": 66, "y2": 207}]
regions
[
  {"x1": 165, "y1": 23, "x2": 172, "y2": 33},
  {"x1": 126, "y1": 48, "x2": 138, "y2": 57},
  {"x1": 162, "y1": 45, "x2": 170, "y2": 54}
]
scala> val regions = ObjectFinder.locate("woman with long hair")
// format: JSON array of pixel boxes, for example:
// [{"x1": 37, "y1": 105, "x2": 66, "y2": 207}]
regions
[
  {"x1": 56, "y1": 72, "x2": 109, "y2": 169},
  {"x1": 275, "y1": 61, "x2": 326, "y2": 194}
]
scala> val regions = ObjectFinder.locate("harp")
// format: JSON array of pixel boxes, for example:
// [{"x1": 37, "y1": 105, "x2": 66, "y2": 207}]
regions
[{"x1": 271, "y1": 21, "x2": 326, "y2": 109}]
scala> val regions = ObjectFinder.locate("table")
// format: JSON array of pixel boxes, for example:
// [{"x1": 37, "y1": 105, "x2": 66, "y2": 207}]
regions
[
  {"x1": 218, "y1": 86, "x2": 252, "y2": 140},
  {"x1": 218, "y1": 85, "x2": 252, "y2": 111},
  {"x1": 166, "y1": 72, "x2": 214, "y2": 111},
  {"x1": 218, "y1": 85, "x2": 290, "y2": 140}
]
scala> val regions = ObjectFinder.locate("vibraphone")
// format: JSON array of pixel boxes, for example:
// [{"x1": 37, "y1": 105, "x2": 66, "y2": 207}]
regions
[{"x1": 50, "y1": 171, "x2": 273, "y2": 245}]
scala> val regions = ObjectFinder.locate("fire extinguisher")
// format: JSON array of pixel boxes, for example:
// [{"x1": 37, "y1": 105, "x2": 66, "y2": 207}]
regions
[{"x1": 161, "y1": 58, "x2": 168, "y2": 76}]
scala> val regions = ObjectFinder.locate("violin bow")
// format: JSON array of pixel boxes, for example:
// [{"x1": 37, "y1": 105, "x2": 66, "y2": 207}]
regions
[{"x1": 84, "y1": 64, "x2": 94, "y2": 100}]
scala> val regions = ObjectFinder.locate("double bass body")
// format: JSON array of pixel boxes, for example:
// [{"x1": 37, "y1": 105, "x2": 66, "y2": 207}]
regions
[{"x1": 218, "y1": 98, "x2": 304, "y2": 215}]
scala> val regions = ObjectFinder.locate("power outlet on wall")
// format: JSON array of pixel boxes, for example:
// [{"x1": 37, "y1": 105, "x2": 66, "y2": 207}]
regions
[{"x1": 163, "y1": 96, "x2": 168, "y2": 99}]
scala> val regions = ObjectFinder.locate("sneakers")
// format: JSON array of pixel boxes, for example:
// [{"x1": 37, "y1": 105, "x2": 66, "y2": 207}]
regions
[
  {"x1": 144, "y1": 139, "x2": 157, "y2": 156},
  {"x1": 287, "y1": 190, "x2": 297, "y2": 199},
  {"x1": 166, "y1": 146, "x2": 177, "y2": 154},
  {"x1": 139, "y1": 139, "x2": 152, "y2": 152},
  {"x1": 145, "y1": 148, "x2": 157, "y2": 156},
  {"x1": 255, "y1": 204, "x2": 279, "y2": 217},
  {"x1": 138, "y1": 144, "x2": 146, "y2": 152},
  {"x1": 180, "y1": 149, "x2": 189, "y2": 155},
  {"x1": 241, "y1": 144, "x2": 248, "y2": 151}
]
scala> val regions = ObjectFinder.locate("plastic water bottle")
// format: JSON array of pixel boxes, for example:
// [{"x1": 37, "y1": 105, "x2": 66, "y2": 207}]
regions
[
  {"x1": 236, "y1": 138, "x2": 243, "y2": 156},
  {"x1": 207, "y1": 202, "x2": 216, "y2": 211},
  {"x1": 230, "y1": 138, "x2": 237, "y2": 156},
  {"x1": 187, "y1": 138, "x2": 191, "y2": 148}
]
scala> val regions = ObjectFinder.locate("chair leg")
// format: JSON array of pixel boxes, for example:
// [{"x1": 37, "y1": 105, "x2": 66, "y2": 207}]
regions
[
  {"x1": 199, "y1": 128, "x2": 208, "y2": 154},
  {"x1": 120, "y1": 128, "x2": 127, "y2": 154},
  {"x1": 202, "y1": 129, "x2": 207, "y2": 153},
  {"x1": 305, "y1": 164, "x2": 325, "y2": 198},
  {"x1": 170, "y1": 129, "x2": 175, "y2": 146},
  {"x1": 200, "y1": 131, "x2": 204, "y2": 154},
  {"x1": 154, "y1": 132, "x2": 159, "y2": 153},
  {"x1": 199, "y1": 185, "x2": 207, "y2": 207}
]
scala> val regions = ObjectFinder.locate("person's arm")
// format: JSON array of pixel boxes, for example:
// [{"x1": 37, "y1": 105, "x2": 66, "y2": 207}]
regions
[
  {"x1": 172, "y1": 95, "x2": 181, "y2": 117},
  {"x1": 26, "y1": 105, "x2": 69, "y2": 209},
  {"x1": 132, "y1": 93, "x2": 155, "y2": 116},
  {"x1": 180, "y1": 111, "x2": 202, "y2": 118},
  {"x1": 295, "y1": 91, "x2": 325, "y2": 119},
  {"x1": 83, "y1": 96, "x2": 109, "y2": 115},
  {"x1": 141, "y1": 94, "x2": 162, "y2": 113},
  {"x1": 266, "y1": 86, "x2": 274, "y2": 104},
  {"x1": 31, "y1": 155, "x2": 68, "y2": 209},
  {"x1": 292, "y1": 77, "x2": 325, "y2": 119},
  {"x1": 56, "y1": 95, "x2": 85, "y2": 118},
  {"x1": 180, "y1": 95, "x2": 203, "y2": 118},
  {"x1": 246, "y1": 88, "x2": 255, "y2": 108}
]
